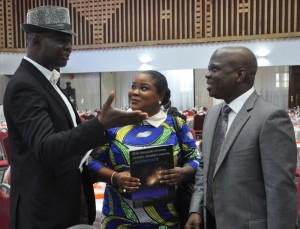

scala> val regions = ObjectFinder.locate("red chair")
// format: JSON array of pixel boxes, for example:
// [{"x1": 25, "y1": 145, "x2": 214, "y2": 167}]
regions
[
  {"x1": 0, "y1": 183, "x2": 10, "y2": 229},
  {"x1": 0, "y1": 160, "x2": 8, "y2": 183},
  {"x1": 182, "y1": 109, "x2": 194, "y2": 117},
  {"x1": 193, "y1": 113, "x2": 205, "y2": 139},
  {"x1": 2, "y1": 136, "x2": 11, "y2": 164},
  {"x1": 0, "y1": 131, "x2": 10, "y2": 185},
  {"x1": 187, "y1": 110, "x2": 195, "y2": 117}
]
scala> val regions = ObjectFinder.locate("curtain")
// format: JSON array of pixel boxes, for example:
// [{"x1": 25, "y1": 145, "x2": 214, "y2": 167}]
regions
[
  {"x1": 60, "y1": 73, "x2": 100, "y2": 112},
  {"x1": 115, "y1": 71, "x2": 138, "y2": 109},
  {"x1": 194, "y1": 69, "x2": 214, "y2": 108},
  {"x1": 108, "y1": 66, "x2": 290, "y2": 111},
  {"x1": 160, "y1": 69, "x2": 194, "y2": 111},
  {"x1": 195, "y1": 66, "x2": 289, "y2": 109},
  {"x1": 254, "y1": 66, "x2": 289, "y2": 109}
]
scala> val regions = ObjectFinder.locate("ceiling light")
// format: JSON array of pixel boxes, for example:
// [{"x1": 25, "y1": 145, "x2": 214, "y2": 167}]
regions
[
  {"x1": 139, "y1": 55, "x2": 152, "y2": 64},
  {"x1": 255, "y1": 48, "x2": 270, "y2": 57},
  {"x1": 139, "y1": 63, "x2": 152, "y2": 70}
]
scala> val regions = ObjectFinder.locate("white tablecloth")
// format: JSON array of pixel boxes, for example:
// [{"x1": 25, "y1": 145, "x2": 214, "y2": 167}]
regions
[
  {"x1": 295, "y1": 126, "x2": 300, "y2": 141},
  {"x1": 297, "y1": 144, "x2": 300, "y2": 170},
  {"x1": 186, "y1": 118, "x2": 193, "y2": 129},
  {"x1": 93, "y1": 182, "x2": 105, "y2": 229}
]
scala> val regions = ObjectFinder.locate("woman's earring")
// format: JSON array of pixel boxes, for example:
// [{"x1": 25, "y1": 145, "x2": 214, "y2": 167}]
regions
[{"x1": 159, "y1": 101, "x2": 161, "y2": 105}]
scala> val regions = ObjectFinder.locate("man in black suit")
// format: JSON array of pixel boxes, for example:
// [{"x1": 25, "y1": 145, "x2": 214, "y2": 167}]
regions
[{"x1": 3, "y1": 6, "x2": 147, "y2": 229}]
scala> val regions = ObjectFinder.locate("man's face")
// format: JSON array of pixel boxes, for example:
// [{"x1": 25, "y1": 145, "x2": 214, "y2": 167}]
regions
[
  {"x1": 38, "y1": 32, "x2": 72, "y2": 70},
  {"x1": 205, "y1": 50, "x2": 239, "y2": 103}
]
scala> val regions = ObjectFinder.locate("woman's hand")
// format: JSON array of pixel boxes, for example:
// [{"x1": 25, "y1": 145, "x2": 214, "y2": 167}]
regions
[
  {"x1": 159, "y1": 167, "x2": 184, "y2": 186},
  {"x1": 114, "y1": 171, "x2": 141, "y2": 193},
  {"x1": 159, "y1": 165, "x2": 196, "y2": 186}
]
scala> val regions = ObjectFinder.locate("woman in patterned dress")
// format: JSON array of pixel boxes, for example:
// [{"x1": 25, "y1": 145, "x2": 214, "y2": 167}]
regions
[{"x1": 89, "y1": 70, "x2": 200, "y2": 228}]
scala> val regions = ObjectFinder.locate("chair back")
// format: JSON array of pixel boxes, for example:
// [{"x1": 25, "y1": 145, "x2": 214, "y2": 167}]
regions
[
  {"x1": 193, "y1": 113, "x2": 205, "y2": 139},
  {"x1": 193, "y1": 113, "x2": 205, "y2": 131},
  {"x1": 187, "y1": 110, "x2": 194, "y2": 117}
]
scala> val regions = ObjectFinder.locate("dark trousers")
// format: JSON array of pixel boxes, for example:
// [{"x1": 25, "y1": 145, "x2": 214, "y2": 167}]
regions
[{"x1": 206, "y1": 210, "x2": 217, "y2": 229}]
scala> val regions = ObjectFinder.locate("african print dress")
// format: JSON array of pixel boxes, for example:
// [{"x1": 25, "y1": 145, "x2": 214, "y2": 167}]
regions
[{"x1": 88, "y1": 115, "x2": 200, "y2": 229}]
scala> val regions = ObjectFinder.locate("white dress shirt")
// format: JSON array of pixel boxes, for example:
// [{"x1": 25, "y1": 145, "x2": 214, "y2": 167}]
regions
[
  {"x1": 127, "y1": 108, "x2": 167, "y2": 128},
  {"x1": 226, "y1": 87, "x2": 255, "y2": 134},
  {"x1": 24, "y1": 56, "x2": 77, "y2": 127}
]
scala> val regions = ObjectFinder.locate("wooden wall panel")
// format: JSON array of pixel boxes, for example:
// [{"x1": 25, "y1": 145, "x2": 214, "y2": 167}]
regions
[
  {"x1": 0, "y1": 0, "x2": 299, "y2": 52},
  {"x1": 0, "y1": 0, "x2": 4, "y2": 48}
]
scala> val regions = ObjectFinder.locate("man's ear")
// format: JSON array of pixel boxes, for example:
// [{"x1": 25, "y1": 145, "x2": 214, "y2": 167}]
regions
[
  {"x1": 236, "y1": 68, "x2": 246, "y2": 83},
  {"x1": 32, "y1": 34, "x2": 42, "y2": 48}
]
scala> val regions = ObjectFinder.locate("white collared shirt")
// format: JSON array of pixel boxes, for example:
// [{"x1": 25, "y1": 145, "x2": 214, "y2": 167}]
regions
[
  {"x1": 226, "y1": 87, "x2": 255, "y2": 133},
  {"x1": 127, "y1": 108, "x2": 167, "y2": 128},
  {"x1": 23, "y1": 56, "x2": 77, "y2": 127}
]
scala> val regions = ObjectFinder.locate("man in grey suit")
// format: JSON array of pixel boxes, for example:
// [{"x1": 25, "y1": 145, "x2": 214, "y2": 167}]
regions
[{"x1": 185, "y1": 46, "x2": 298, "y2": 229}]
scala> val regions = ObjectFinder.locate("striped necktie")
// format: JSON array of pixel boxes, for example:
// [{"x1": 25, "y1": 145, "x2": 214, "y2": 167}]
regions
[{"x1": 206, "y1": 104, "x2": 231, "y2": 216}]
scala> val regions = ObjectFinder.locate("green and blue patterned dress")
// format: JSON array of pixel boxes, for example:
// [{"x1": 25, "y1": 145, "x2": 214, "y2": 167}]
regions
[{"x1": 88, "y1": 115, "x2": 200, "y2": 229}]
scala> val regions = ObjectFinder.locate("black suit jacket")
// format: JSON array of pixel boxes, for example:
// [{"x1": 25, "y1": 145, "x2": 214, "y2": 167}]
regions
[{"x1": 4, "y1": 59, "x2": 105, "y2": 228}]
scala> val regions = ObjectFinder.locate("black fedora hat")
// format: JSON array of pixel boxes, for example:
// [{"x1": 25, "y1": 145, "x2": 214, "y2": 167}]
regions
[{"x1": 21, "y1": 5, "x2": 76, "y2": 36}]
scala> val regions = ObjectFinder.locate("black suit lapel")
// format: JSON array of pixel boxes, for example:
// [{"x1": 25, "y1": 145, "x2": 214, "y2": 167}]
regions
[{"x1": 21, "y1": 59, "x2": 76, "y2": 127}]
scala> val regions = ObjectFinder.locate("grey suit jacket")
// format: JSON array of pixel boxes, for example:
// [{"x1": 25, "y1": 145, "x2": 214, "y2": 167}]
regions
[{"x1": 190, "y1": 91, "x2": 298, "y2": 229}]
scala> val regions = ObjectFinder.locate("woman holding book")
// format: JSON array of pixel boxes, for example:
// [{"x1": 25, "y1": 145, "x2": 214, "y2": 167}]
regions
[{"x1": 88, "y1": 70, "x2": 200, "y2": 228}]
